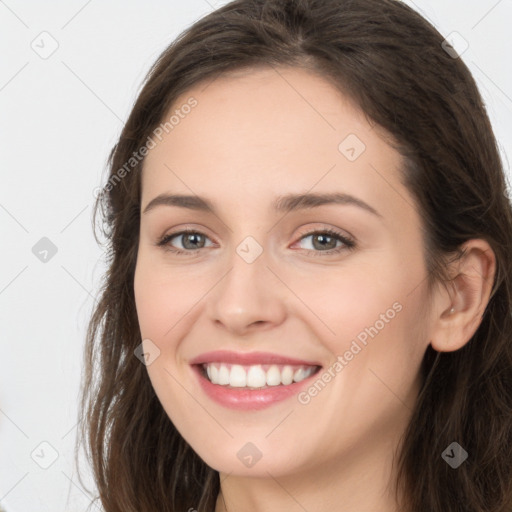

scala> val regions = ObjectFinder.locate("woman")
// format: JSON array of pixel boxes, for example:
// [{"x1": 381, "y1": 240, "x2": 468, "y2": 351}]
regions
[{"x1": 77, "y1": 0, "x2": 512, "y2": 511}]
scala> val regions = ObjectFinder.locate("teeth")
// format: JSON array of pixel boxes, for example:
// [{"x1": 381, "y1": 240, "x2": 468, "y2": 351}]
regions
[
  {"x1": 266, "y1": 365, "x2": 281, "y2": 386},
  {"x1": 230, "y1": 365, "x2": 247, "y2": 387},
  {"x1": 281, "y1": 365, "x2": 294, "y2": 385},
  {"x1": 247, "y1": 365, "x2": 267, "y2": 388},
  {"x1": 293, "y1": 367, "x2": 306, "y2": 382},
  {"x1": 203, "y1": 363, "x2": 317, "y2": 388},
  {"x1": 218, "y1": 365, "x2": 230, "y2": 385}
]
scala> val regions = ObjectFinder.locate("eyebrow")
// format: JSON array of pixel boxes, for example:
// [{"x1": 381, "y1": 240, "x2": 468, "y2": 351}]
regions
[{"x1": 142, "y1": 192, "x2": 382, "y2": 217}]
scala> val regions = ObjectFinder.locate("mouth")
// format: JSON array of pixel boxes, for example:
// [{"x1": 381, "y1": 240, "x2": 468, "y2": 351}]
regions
[
  {"x1": 196, "y1": 362, "x2": 322, "y2": 389},
  {"x1": 189, "y1": 350, "x2": 323, "y2": 409}
]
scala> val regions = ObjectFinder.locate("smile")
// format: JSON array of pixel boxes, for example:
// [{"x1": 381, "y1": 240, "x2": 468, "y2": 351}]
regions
[
  {"x1": 201, "y1": 362, "x2": 318, "y2": 389},
  {"x1": 189, "y1": 350, "x2": 323, "y2": 410}
]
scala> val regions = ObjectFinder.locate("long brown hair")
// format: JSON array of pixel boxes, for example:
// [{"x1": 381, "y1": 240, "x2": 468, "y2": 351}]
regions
[{"x1": 77, "y1": 1, "x2": 512, "y2": 510}]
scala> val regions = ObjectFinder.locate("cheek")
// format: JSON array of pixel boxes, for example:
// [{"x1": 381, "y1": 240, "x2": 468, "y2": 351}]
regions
[
  {"x1": 282, "y1": 258, "x2": 404, "y2": 351},
  {"x1": 295, "y1": 262, "x2": 427, "y2": 381},
  {"x1": 133, "y1": 253, "x2": 201, "y2": 340},
  {"x1": 133, "y1": 258, "x2": 193, "y2": 412}
]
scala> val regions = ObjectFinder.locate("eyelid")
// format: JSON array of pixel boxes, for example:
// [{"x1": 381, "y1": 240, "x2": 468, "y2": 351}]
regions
[{"x1": 294, "y1": 224, "x2": 355, "y2": 245}]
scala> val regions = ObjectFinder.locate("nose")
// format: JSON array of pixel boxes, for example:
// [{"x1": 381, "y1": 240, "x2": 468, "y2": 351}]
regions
[{"x1": 207, "y1": 243, "x2": 287, "y2": 336}]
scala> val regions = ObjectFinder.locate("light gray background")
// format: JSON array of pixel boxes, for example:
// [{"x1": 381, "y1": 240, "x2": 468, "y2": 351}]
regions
[{"x1": 1, "y1": 1, "x2": 511, "y2": 511}]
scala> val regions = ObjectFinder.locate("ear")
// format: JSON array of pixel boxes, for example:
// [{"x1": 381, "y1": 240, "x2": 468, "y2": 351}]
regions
[{"x1": 429, "y1": 239, "x2": 496, "y2": 353}]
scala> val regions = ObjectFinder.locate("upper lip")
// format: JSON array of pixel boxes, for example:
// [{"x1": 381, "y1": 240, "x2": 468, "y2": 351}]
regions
[{"x1": 189, "y1": 350, "x2": 321, "y2": 367}]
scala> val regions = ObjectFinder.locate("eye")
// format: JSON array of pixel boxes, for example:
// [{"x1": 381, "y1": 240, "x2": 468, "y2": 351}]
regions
[
  {"x1": 156, "y1": 228, "x2": 214, "y2": 255},
  {"x1": 156, "y1": 227, "x2": 356, "y2": 256},
  {"x1": 293, "y1": 228, "x2": 355, "y2": 256}
]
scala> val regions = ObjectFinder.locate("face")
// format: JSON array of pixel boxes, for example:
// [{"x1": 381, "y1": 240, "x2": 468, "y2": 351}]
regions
[{"x1": 134, "y1": 66, "x2": 433, "y2": 478}]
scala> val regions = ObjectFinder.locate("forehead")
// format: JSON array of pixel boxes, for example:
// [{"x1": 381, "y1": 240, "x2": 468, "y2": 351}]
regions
[{"x1": 140, "y1": 66, "x2": 409, "y2": 221}]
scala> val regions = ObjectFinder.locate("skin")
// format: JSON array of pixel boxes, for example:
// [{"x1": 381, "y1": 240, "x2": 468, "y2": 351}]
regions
[{"x1": 133, "y1": 66, "x2": 495, "y2": 512}]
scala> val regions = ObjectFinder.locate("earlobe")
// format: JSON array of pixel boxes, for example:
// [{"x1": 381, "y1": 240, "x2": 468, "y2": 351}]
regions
[{"x1": 429, "y1": 239, "x2": 496, "y2": 353}]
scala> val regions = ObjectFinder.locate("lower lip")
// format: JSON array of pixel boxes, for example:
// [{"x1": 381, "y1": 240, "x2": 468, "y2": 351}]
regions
[{"x1": 191, "y1": 364, "x2": 321, "y2": 410}]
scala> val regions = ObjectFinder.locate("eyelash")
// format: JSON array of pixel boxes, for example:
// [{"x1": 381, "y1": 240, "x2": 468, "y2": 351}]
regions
[{"x1": 155, "y1": 227, "x2": 356, "y2": 257}]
